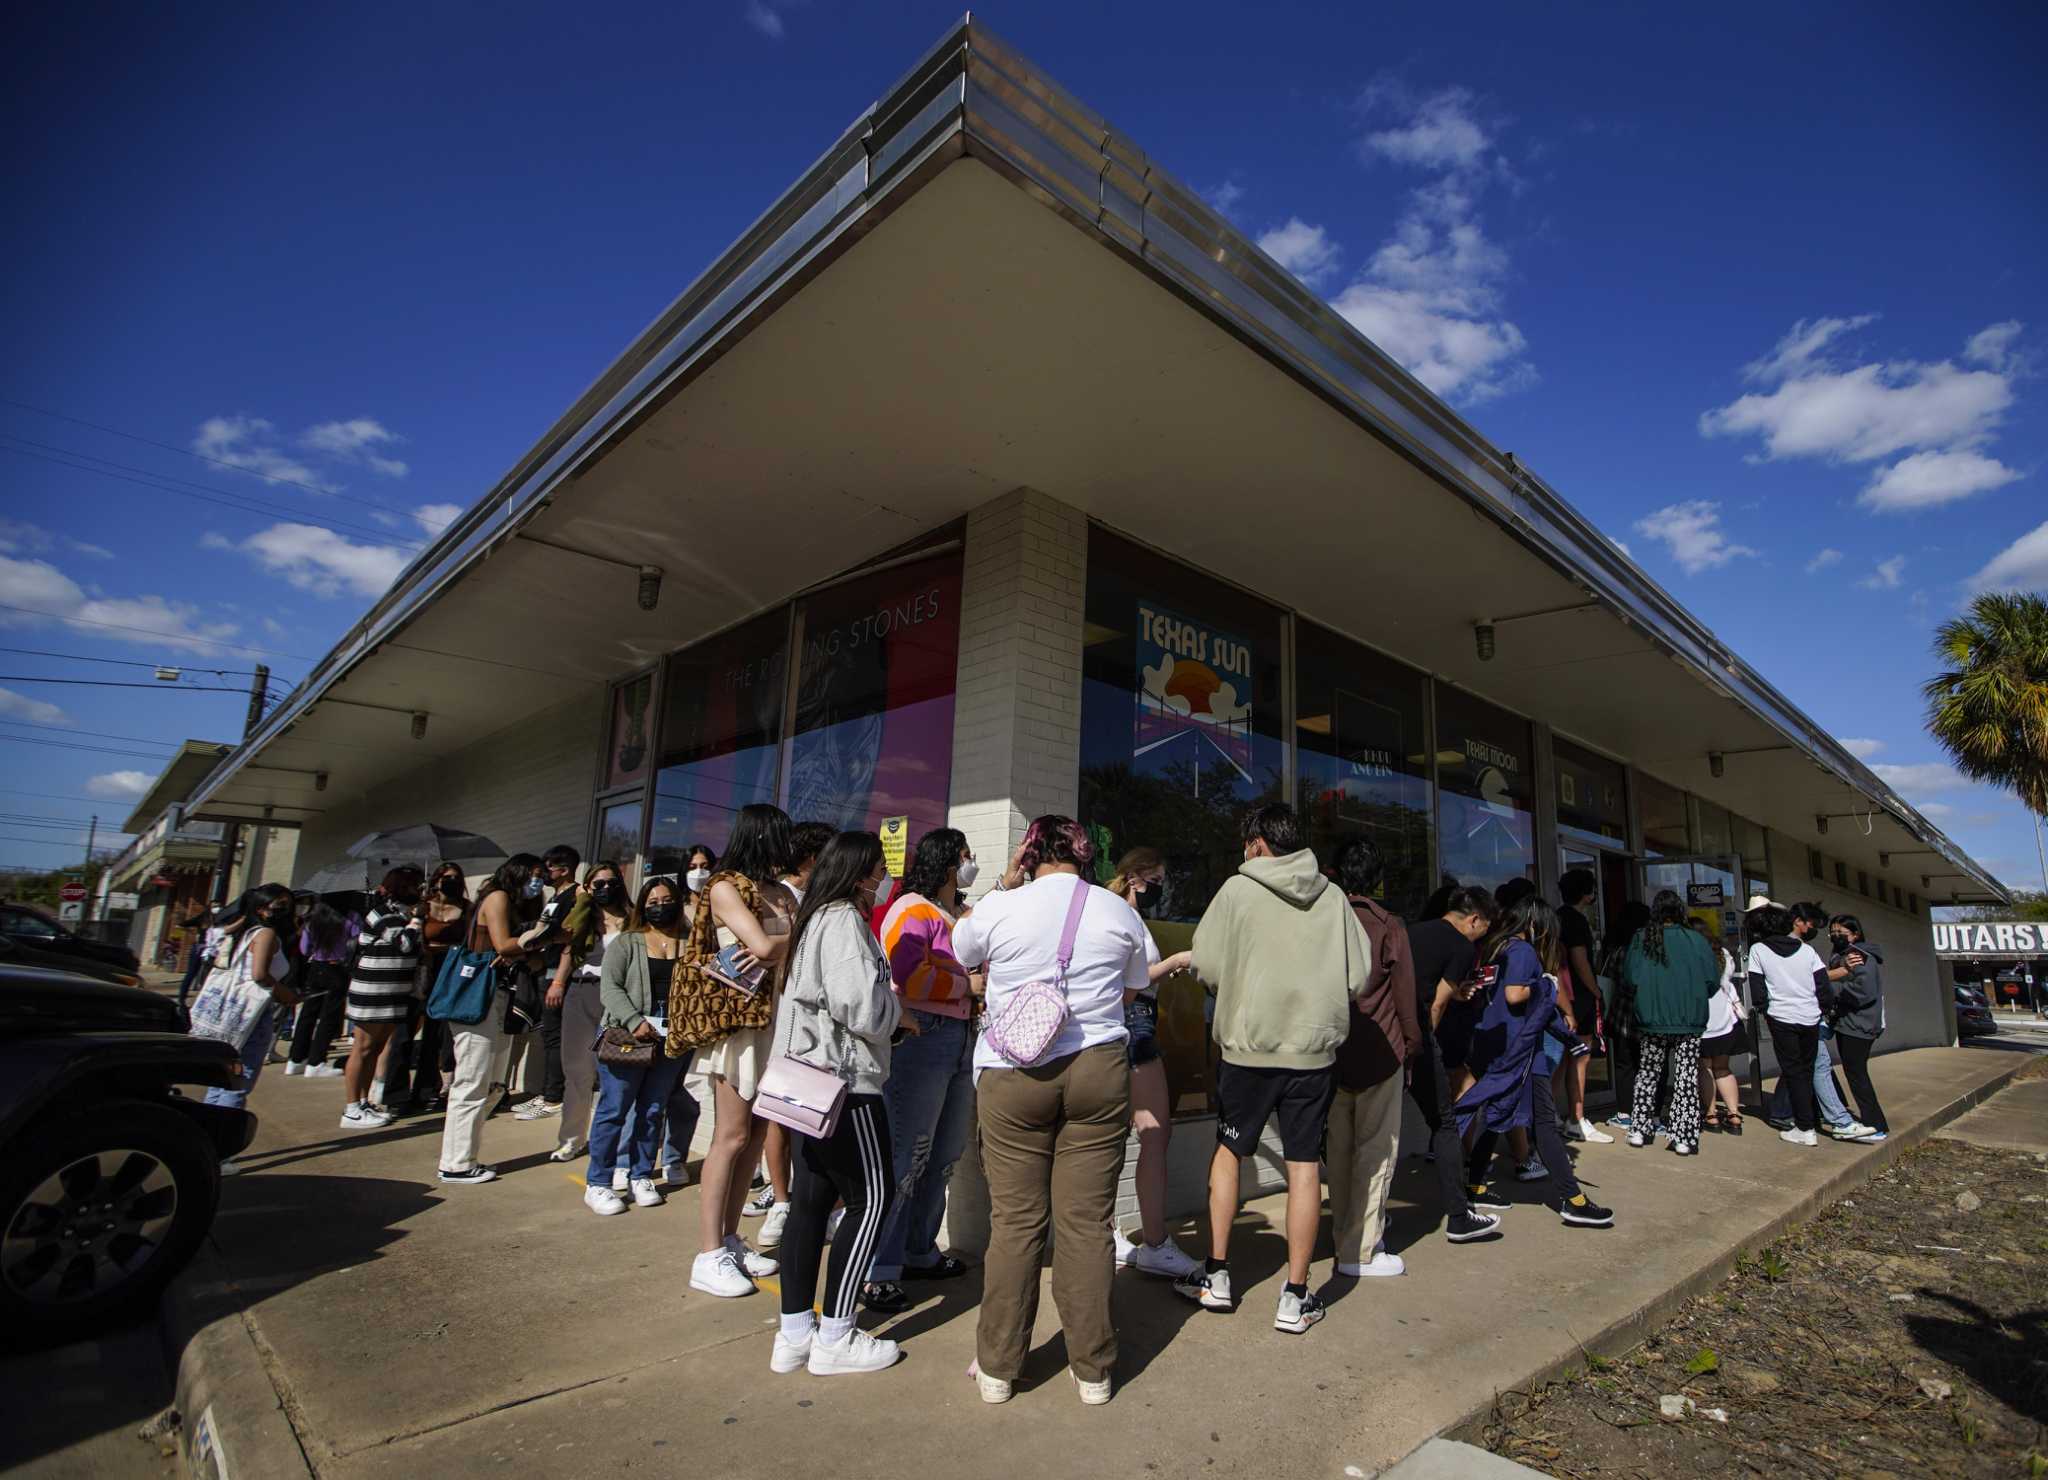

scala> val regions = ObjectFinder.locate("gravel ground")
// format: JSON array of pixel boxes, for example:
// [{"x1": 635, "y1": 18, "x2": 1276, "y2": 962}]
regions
[{"x1": 1477, "y1": 1099, "x2": 2048, "y2": 1476}]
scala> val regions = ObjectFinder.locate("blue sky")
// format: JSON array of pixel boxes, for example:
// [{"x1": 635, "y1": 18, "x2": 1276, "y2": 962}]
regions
[{"x1": 3, "y1": 3, "x2": 2045, "y2": 891}]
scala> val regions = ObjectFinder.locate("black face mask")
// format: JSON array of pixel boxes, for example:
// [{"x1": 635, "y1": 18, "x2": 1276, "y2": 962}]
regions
[
  {"x1": 590, "y1": 881, "x2": 624, "y2": 908},
  {"x1": 438, "y1": 878, "x2": 463, "y2": 900},
  {"x1": 642, "y1": 900, "x2": 681, "y2": 927}
]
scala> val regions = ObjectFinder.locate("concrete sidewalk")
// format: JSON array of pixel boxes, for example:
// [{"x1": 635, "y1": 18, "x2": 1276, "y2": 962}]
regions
[{"x1": 163, "y1": 1043, "x2": 2032, "y2": 1480}]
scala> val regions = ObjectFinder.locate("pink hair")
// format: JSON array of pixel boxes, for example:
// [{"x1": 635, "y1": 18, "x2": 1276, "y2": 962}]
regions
[{"x1": 1017, "y1": 814, "x2": 1094, "y2": 876}]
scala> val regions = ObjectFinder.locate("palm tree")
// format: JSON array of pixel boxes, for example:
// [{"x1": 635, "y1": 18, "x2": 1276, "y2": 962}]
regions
[{"x1": 1922, "y1": 592, "x2": 2048, "y2": 891}]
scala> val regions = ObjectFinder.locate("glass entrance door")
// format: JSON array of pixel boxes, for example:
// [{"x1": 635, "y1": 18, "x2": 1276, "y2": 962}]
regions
[
  {"x1": 1562, "y1": 842, "x2": 1636, "y2": 1106},
  {"x1": 1638, "y1": 852, "x2": 1756, "y2": 1099}
]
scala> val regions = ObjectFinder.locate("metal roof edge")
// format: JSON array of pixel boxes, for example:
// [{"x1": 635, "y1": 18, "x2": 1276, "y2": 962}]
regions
[{"x1": 184, "y1": 17, "x2": 2007, "y2": 905}]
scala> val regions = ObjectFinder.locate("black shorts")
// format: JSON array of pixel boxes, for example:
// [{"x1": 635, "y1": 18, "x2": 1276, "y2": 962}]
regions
[
  {"x1": 1214, "y1": 1061, "x2": 1336, "y2": 1163},
  {"x1": 1124, "y1": 995, "x2": 1161, "y2": 1067},
  {"x1": 1436, "y1": 997, "x2": 1481, "y2": 1071}
]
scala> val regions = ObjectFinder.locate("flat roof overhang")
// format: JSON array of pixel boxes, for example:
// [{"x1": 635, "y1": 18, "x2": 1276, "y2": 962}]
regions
[{"x1": 185, "y1": 19, "x2": 2005, "y2": 906}]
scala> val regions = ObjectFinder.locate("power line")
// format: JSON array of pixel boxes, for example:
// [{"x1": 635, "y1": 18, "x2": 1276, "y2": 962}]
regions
[
  {"x1": 0, "y1": 734, "x2": 187, "y2": 760},
  {"x1": 0, "y1": 787, "x2": 135, "y2": 805},
  {"x1": 0, "y1": 719, "x2": 183, "y2": 747},
  {"x1": 0, "y1": 645, "x2": 277, "y2": 680},
  {"x1": 0, "y1": 675, "x2": 252, "y2": 693},
  {"x1": 0, "y1": 833, "x2": 122, "y2": 850},
  {"x1": 0, "y1": 602, "x2": 311, "y2": 660}
]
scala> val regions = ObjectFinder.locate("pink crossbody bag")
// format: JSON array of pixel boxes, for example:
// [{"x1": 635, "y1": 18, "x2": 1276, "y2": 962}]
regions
[
  {"x1": 983, "y1": 877, "x2": 1091, "y2": 1067},
  {"x1": 753, "y1": 922, "x2": 851, "y2": 1139}
]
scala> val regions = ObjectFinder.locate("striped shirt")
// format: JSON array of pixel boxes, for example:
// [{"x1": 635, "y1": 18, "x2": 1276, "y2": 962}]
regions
[
  {"x1": 878, "y1": 892, "x2": 971, "y2": 1019},
  {"x1": 347, "y1": 898, "x2": 423, "y2": 1022}
]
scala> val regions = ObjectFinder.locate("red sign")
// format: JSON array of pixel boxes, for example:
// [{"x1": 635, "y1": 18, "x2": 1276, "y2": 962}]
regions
[
  {"x1": 153, "y1": 875, "x2": 177, "y2": 888},
  {"x1": 59, "y1": 882, "x2": 88, "y2": 902}
]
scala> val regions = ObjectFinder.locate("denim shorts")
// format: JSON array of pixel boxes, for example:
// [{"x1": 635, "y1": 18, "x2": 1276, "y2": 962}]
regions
[{"x1": 1124, "y1": 994, "x2": 1160, "y2": 1067}]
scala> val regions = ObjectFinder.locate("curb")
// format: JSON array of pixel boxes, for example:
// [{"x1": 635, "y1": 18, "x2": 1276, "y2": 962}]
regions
[
  {"x1": 1436, "y1": 1051, "x2": 2033, "y2": 1454},
  {"x1": 161, "y1": 1237, "x2": 315, "y2": 1480}
]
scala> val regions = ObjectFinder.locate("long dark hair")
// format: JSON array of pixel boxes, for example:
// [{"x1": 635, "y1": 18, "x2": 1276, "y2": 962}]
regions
[
  {"x1": 786, "y1": 831, "x2": 884, "y2": 972},
  {"x1": 1481, "y1": 894, "x2": 1560, "y2": 977},
  {"x1": 224, "y1": 882, "x2": 294, "y2": 951},
  {"x1": 904, "y1": 827, "x2": 968, "y2": 905},
  {"x1": 1641, "y1": 888, "x2": 1687, "y2": 964},
  {"x1": 429, "y1": 861, "x2": 469, "y2": 904},
  {"x1": 722, "y1": 804, "x2": 791, "y2": 886},
  {"x1": 479, "y1": 852, "x2": 544, "y2": 926},
  {"x1": 300, "y1": 898, "x2": 350, "y2": 956}
]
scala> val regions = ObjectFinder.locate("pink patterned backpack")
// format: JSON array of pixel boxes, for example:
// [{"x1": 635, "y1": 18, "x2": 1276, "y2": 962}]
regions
[{"x1": 983, "y1": 877, "x2": 1091, "y2": 1067}]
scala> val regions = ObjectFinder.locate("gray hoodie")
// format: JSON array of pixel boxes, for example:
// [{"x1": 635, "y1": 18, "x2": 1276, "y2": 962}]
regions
[
  {"x1": 771, "y1": 901, "x2": 900, "y2": 1095},
  {"x1": 1191, "y1": 848, "x2": 1368, "y2": 1070},
  {"x1": 1830, "y1": 938, "x2": 1886, "y2": 1041}
]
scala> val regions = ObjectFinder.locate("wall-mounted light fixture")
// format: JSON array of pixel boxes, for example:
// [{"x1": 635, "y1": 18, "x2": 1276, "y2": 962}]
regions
[
  {"x1": 638, "y1": 565, "x2": 663, "y2": 612},
  {"x1": 1815, "y1": 814, "x2": 1829, "y2": 835},
  {"x1": 1469, "y1": 599, "x2": 1602, "y2": 665},
  {"x1": 1878, "y1": 851, "x2": 1890, "y2": 868},
  {"x1": 315, "y1": 770, "x2": 328, "y2": 792},
  {"x1": 1709, "y1": 751, "x2": 1725, "y2": 779},
  {"x1": 1473, "y1": 622, "x2": 1496, "y2": 662},
  {"x1": 411, "y1": 712, "x2": 428, "y2": 741}
]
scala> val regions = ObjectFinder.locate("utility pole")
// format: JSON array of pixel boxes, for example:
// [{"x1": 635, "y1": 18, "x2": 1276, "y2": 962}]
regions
[
  {"x1": 79, "y1": 814, "x2": 97, "y2": 926},
  {"x1": 210, "y1": 664, "x2": 270, "y2": 905}
]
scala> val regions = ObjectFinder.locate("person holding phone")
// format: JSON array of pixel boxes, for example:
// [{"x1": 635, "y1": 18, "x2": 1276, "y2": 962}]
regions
[{"x1": 585, "y1": 876, "x2": 693, "y2": 1216}]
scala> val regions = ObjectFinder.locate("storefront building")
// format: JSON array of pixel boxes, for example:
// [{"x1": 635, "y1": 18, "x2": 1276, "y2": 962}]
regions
[{"x1": 182, "y1": 22, "x2": 2005, "y2": 1216}]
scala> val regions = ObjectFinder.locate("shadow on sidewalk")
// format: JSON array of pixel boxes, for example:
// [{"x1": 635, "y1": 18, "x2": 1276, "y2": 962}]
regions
[{"x1": 210, "y1": 1173, "x2": 438, "y2": 1286}]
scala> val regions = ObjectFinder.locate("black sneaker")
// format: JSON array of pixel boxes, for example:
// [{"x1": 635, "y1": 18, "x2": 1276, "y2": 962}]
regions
[
  {"x1": 1466, "y1": 1183, "x2": 1512, "y2": 1213},
  {"x1": 1559, "y1": 1196, "x2": 1614, "y2": 1227},
  {"x1": 862, "y1": 1280, "x2": 911, "y2": 1314},
  {"x1": 437, "y1": 1165, "x2": 498, "y2": 1185},
  {"x1": 1445, "y1": 1211, "x2": 1502, "y2": 1243}
]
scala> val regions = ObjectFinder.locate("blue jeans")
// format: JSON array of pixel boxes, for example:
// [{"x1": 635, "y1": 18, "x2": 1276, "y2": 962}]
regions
[
  {"x1": 613, "y1": 1065, "x2": 701, "y2": 1171},
  {"x1": 202, "y1": 1007, "x2": 276, "y2": 1111},
  {"x1": 870, "y1": 1010, "x2": 975, "y2": 1282},
  {"x1": 588, "y1": 1048, "x2": 689, "y2": 1185},
  {"x1": 1768, "y1": 1022, "x2": 1852, "y2": 1129}
]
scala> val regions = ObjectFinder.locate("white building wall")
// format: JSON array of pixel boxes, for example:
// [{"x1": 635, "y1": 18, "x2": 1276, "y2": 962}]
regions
[{"x1": 291, "y1": 693, "x2": 603, "y2": 886}]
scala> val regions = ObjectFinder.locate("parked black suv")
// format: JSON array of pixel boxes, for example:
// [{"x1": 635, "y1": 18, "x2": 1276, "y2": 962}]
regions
[
  {"x1": 0, "y1": 902, "x2": 142, "y2": 979},
  {"x1": 0, "y1": 964, "x2": 254, "y2": 1332}
]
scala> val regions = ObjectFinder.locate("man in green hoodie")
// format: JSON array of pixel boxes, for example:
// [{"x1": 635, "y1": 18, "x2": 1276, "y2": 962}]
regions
[{"x1": 1174, "y1": 802, "x2": 1368, "y2": 1335}]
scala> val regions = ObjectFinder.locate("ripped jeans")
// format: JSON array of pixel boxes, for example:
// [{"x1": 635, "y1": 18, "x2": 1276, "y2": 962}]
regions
[{"x1": 868, "y1": 1008, "x2": 976, "y2": 1283}]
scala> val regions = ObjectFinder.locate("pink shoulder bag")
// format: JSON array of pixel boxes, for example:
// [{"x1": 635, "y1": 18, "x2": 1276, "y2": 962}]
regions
[{"x1": 983, "y1": 878, "x2": 1091, "y2": 1067}]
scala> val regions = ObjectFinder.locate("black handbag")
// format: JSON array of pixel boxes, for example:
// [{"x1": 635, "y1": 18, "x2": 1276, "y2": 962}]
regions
[
  {"x1": 503, "y1": 962, "x2": 545, "y2": 1033},
  {"x1": 596, "y1": 1024, "x2": 656, "y2": 1070}
]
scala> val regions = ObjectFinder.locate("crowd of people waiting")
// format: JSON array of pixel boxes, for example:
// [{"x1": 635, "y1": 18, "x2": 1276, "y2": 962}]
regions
[{"x1": 180, "y1": 799, "x2": 1893, "y2": 1399}]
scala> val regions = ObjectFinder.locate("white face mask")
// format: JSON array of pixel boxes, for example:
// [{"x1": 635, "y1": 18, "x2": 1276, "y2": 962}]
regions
[
  {"x1": 685, "y1": 867, "x2": 711, "y2": 894},
  {"x1": 870, "y1": 874, "x2": 896, "y2": 912},
  {"x1": 954, "y1": 856, "x2": 979, "y2": 889}
]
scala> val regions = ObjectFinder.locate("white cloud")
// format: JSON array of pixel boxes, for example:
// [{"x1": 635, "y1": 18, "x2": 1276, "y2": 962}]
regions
[
  {"x1": 1914, "y1": 801, "x2": 1957, "y2": 822},
  {"x1": 1805, "y1": 547, "x2": 1843, "y2": 573},
  {"x1": 1858, "y1": 555, "x2": 1907, "y2": 590},
  {"x1": 1860, "y1": 449, "x2": 2022, "y2": 512},
  {"x1": 1632, "y1": 501, "x2": 1758, "y2": 575},
  {"x1": 1203, "y1": 180, "x2": 1246, "y2": 217},
  {"x1": 1360, "y1": 85, "x2": 1490, "y2": 169},
  {"x1": 413, "y1": 502, "x2": 463, "y2": 535},
  {"x1": 194, "y1": 416, "x2": 333, "y2": 491},
  {"x1": 0, "y1": 554, "x2": 242, "y2": 654},
  {"x1": 86, "y1": 770, "x2": 153, "y2": 800},
  {"x1": 1970, "y1": 518, "x2": 2048, "y2": 594},
  {"x1": 0, "y1": 686, "x2": 70, "y2": 725},
  {"x1": 301, "y1": 418, "x2": 408, "y2": 478},
  {"x1": 1702, "y1": 319, "x2": 2026, "y2": 515},
  {"x1": 1610, "y1": 537, "x2": 1632, "y2": 557},
  {"x1": 1870, "y1": 761, "x2": 1968, "y2": 797},
  {"x1": 743, "y1": 0, "x2": 785, "y2": 38},
  {"x1": 1255, "y1": 217, "x2": 1342, "y2": 286},
  {"x1": 211, "y1": 523, "x2": 409, "y2": 599},
  {"x1": 0, "y1": 519, "x2": 115, "y2": 561},
  {"x1": 1964, "y1": 319, "x2": 2024, "y2": 370},
  {"x1": 1837, "y1": 737, "x2": 1884, "y2": 760}
]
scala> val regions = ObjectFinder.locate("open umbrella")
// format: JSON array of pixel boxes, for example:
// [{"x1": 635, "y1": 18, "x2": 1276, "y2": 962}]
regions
[{"x1": 297, "y1": 824, "x2": 507, "y2": 894}]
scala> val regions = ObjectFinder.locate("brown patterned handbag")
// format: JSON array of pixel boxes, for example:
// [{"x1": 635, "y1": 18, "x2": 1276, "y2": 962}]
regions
[{"x1": 665, "y1": 872, "x2": 784, "y2": 1055}]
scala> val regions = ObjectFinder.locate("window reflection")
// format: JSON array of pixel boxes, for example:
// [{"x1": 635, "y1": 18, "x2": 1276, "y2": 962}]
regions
[
  {"x1": 605, "y1": 672, "x2": 654, "y2": 789},
  {"x1": 647, "y1": 611, "x2": 788, "y2": 874},
  {"x1": 1435, "y1": 687, "x2": 1536, "y2": 895},
  {"x1": 1555, "y1": 738, "x2": 1627, "y2": 850}
]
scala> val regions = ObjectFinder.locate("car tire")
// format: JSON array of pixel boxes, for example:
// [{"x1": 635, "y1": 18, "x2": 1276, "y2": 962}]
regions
[{"x1": 0, "y1": 1098, "x2": 222, "y2": 1333}]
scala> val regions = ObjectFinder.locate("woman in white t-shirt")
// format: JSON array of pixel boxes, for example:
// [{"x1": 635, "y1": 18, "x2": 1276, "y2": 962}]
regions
[
  {"x1": 1744, "y1": 905, "x2": 1830, "y2": 1146},
  {"x1": 1694, "y1": 924, "x2": 1745, "y2": 1135},
  {"x1": 951, "y1": 815, "x2": 1149, "y2": 1409}
]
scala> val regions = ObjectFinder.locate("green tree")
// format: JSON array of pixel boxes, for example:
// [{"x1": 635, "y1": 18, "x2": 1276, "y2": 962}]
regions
[{"x1": 1923, "y1": 592, "x2": 2048, "y2": 892}]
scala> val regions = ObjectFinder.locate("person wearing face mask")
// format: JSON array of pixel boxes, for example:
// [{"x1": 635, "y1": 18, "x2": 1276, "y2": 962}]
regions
[
  {"x1": 437, "y1": 854, "x2": 545, "y2": 1185},
  {"x1": 190, "y1": 883, "x2": 302, "y2": 1172},
  {"x1": 1102, "y1": 847, "x2": 1201, "y2": 1281},
  {"x1": 861, "y1": 827, "x2": 992, "y2": 1311},
  {"x1": 339, "y1": 866, "x2": 427, "y2": 1130},
  {"x1": 409, "y1": 864, "x2": 470, "y2": 1110},
  {"x1": 510, "y1": 844, "x2": 583, "y2": 1123},
  {"x1": 683, "y1": 844, "x2": 718, "y2": 928},
  {"x1": 1761, "y1": 902, "x2": 1874, "y2": 1141},
  {"x1": 548, "y1": 861, "x2": 632, "y2": 1164},
  {"x1": 1824, "y1": 914, "x2": 1888, "y2": 1143},
  {"x1": 584, "y1": 876, "x2": 696, "y2": 1216}
]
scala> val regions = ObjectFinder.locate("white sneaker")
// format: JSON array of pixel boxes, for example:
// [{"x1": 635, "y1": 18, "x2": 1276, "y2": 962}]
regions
[
  {"x1": 1172, "y1": 1266, "x2": 1233, "y2": 1311},
  {"x1": 770, "y1": 1329, "x2": 812, "y2": 1373},
  {"x1": 1801, "y1": 1129, "x2": 1820, "y2": 1147},
  {"x1": 725, "y1": 1234, "x2": 778, "y2": 1277},
  {"x1": 284, "y1": 1061, "x2": 306, "y2": 1077},
  {"x1": 1514, "y1": 1156, "x2": 1549, "y2": 1182},
  {"x1": 548, "y1": 1139, "x2": 587, "y2": 1163},
  {"x1": 807, "y1": 1328, "x2": 901, "y2": 1375},
  {"x1": 1128, "y1": 1236, "x2": 1203, "y2": 1281},
  {"x1": 513, "y1": 1100, "x2": 562, "y2": 1121},
  {"x1": 1073, "y1": 1370, "x2": 1112, "y2": 1405},
  {"x1": 1336, "y1": 1251, "x2": 1406, "y2": 1278},
  {"x1": 690, "y1": 1248, "x2": 755, "y2": 1297},
  {"x1": 612, "y1": 1166, "x2": 630, "y2": 1192},
  {"x1": 1780, "y1": 1128, "x2": 1813, "y2": 1147},
  {"x1": 970, "y1": 1361, "x2": 1013, "y2": 1404},
  {"x1": 509, "y1": 1095, "x2": 545, "y2": 1115},
  {"x1": 758, "y1": 1202, "x2": 790, "y2": 1247},
  {"x1": 584, "y1": 1186, "x2": 627, "y2": 1216},
  {"x1": 1825, "y1": 1121, "x2": 1876, "y2": 1141},
  {"x1": 1628, "y1": 1131, "x2": 1651, "y2": 1149},
  {"x1": 340, "y1": 1103, "x2": 392, "y2": 1130},
  {"x1": 629, "y1": 1178, "x2": 664, "y2": 1208},
  {"x1": 1112, "y1": 1224, "x2": 1138, "y2": 1269},
  {"x1": 1576, "y1": 1118, "x2": 1615, "y2": 1145},
  {"x1": 304, "y1": 1063, "x2": 343, "y2": 1079}
]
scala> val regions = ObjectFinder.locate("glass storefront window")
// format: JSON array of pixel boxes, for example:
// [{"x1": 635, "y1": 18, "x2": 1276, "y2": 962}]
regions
[
  {"x1": 1639, "y1": 773, "x2": 1690, "y2": 857},
  {"x1": 1695, "y1": 798, "x2": 1732, "y2": 856},
  {"x1": 1730, "y1": 812, "x2": 1770, "y2": 901},
  {"x1": 647, "y1": 611, "x2": 789, "y2": 875},
  {"x1": 594, "y1": 797, "x2": 644, "y2": 882},
  {"x1": 604, "y1": 671, "x2": 655, "y2": 790},
  {"x1": 784, "y1": 550, "x2": 961, "y2": 841},
  {"x1": 1077, "y1": 527, "x2": 1286, "y2": 919},
  {"x1": 1434, "y1": 686, "x2": 1536, "y2": 895},
  {"x1": 1294, "y1": 621, "x2": 1433, "y2": 918},
  {"x1": 1555, "y1": 739, "x2": 1628, "y2": 850}
]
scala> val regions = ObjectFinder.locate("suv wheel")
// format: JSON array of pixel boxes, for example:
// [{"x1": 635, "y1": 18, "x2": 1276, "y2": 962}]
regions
[{"x1": 1, "y1": 1099, "x2": 221, "y2": 1331}]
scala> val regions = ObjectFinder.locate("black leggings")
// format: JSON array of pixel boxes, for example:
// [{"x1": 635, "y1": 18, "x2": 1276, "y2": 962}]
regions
[
  {"x1": 1467, "y1": 1073, "x2": 1581, "y2": 1201},
  {"x1": 1833, "y1": 1032, "x2": 1888, "y2": 1133},
  {"x1": 1767, "y1": 1018, "x2": 1821, "y2": 1131},
  {"x1": 1406, "y1": 1034, "x2": 1472, "y2": 1221},
  {"x1": 288, "y1": 961, "x2": 349, "y2": 1065},
  {"x1": 780, "y1": 1096, "x2": 896, "y2": 1324}
]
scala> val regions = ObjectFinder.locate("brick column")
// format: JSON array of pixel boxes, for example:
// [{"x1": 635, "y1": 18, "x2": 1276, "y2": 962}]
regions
[{"x1": 940, "y1": 487, "x2": 1087, "y2": 1259}]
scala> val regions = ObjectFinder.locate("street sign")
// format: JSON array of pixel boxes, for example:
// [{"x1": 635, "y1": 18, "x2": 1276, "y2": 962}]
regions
[
  {"x1": 58, "y1": 901, "x2": 83, "y2": 923},
  {"x1": 1931, "y1": 919, "x2": 2046, "y2": 958},
  {"x1": 59, "y1": 882, "x2": 87, "y2": 903},
  {"x1": 106, "y1": 892, "x2": 140, "y2": 911}
]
